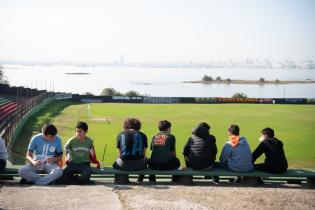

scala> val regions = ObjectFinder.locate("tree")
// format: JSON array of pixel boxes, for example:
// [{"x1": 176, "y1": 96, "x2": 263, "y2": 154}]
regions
[
  {"x1": 0, "y1": 64, "x2": 8, "y2": 84},
  {"x1": 124, "y1": 90, "x2": 141, "y2": 97},
  {"x1": 275, "y1": 79, "x2": 280, "y2": 83},
  {"x1": 100, "y1": 88, "x2": 122, "y2": 96},
  {"x1": 216, "y1": 76, "x2": 222, "y2": 81},
  {"x1": 259, "y1": 77, "x2": 265, "y2": 83},
  {"x1": 84, "y1": 92, "x2": 94, "y2": 96},
  {"x1": 232, "y1": 92, "x2": 248, "y2": 98},
  {"x1": 202, "y1": 75, "x2": 213, "y2": 82},
  {"x1": 226, "y1": 78, "x2": 232, "y2": 82}
]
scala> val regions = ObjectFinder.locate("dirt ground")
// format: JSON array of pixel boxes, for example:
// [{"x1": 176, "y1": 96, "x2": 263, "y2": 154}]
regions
[
  {"x1": 117, "y1": 184, "x2": 315, "y2": 210},
  {"x1": 1, "y1": 181, "x2": 315, "y2": 210}
]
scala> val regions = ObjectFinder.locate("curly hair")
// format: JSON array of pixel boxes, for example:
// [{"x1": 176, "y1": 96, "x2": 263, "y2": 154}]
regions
[{"x1": 123, "y1": 118, "x2": 141, "y2": 131}]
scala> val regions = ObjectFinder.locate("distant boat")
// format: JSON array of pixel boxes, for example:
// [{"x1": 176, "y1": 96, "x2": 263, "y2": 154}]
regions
[{"x1": 65, "y1": 72, "x2": 91, "y2": 75}]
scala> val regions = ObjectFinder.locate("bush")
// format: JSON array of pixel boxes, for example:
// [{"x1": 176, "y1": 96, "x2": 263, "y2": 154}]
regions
[
  {"x1": 0, "y1": 65, "x2": 8, "y2": 84},
  {"x1": 124, "y1": 90, "x2": 141, "y2": 97},
  {"x1": 259, "y1": 77, "x2": 265, "y2": 83},
  {"x1": 275, "y1": 79, "x2": 280, "y2": 83},
  {"x1": 101, "y1": 88, "x2": 122, "y2": 96},
  {"x1": 202, "y1": 75, "x2": 213, "y2": 82},
  {"x1": 232, "y1": 92, "x2": 248, "y2": 98},
  {"x1": 84, "y1": 92, "x2": 94, "y2": 96},
  {"x1": 226, "y1": 78, "x2": 232, "y2": 82},
  {"x1": 216, "y1": 76, "x2": 222, "y2": 81}
]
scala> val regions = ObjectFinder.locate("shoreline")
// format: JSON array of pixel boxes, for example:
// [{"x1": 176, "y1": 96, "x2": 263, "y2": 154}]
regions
[{"x1": 183, "y1": 80, "x2": 315, "y2": 85}]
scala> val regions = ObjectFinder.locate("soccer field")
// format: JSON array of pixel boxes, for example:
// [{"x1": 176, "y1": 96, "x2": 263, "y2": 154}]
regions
[{"x1": 17, "y1": 101, "x2": 315, "y2": 168}]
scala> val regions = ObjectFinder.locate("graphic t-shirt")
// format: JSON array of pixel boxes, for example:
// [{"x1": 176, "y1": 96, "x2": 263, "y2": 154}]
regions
[
  {"x1": 65, "y1": 136, "x2": 94, "y2": 164},
  {"x1": 28, "y1": 133, "x2": 63, "y2": 161},
  {"x1": 150, "y1": 131, "x2": 176, "y2": 163}
]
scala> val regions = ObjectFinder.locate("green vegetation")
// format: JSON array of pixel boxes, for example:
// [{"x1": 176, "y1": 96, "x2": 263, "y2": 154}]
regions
[
  {"x1": 101, "y1": 87, "x2": 141, "y2": 96},
  {"x1": 0, "y1": 65, "x2": 8, "y2": 84},
  {"x1": 232, "y1": 92, "x2": 248, "y2": 98},
  {"x1": 202, "y1": 75, "x2": 213, "y2": 82},
  {"x1": 15, "y1": 101, "x2": 315, "y2": 168}
]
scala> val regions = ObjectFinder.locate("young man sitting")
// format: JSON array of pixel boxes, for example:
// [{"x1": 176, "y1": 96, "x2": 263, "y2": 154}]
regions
[
  {"x1": 0, "y1": 136, "x2": 8, "y2": 172},
  {"x1": 219, "y1": 124, "x2": 253, "y2": 172},
  {"x1": 183, "y1": 122, "x2": 217, "y2": 170},
  {"x1": 18, "y1": 124, "x2": 63, "y2": 185},
  {"x1": 57, "y1": 121, "x2": 100, "y2": 185},
  {"x1": 252, "y1": 127, "x2": 288, "y2": 174},
  {"x1": 113, "y1": 118, "x2": 148, "y2": 171},
  {"x1": 147, "y1": 120, "x2": 180, "y2": 182}
]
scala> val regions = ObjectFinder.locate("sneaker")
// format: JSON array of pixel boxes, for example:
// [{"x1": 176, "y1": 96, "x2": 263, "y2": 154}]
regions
[
  {"x1": 212, "y1": 176, "x2": 219, "y2": 185},
  {"x1": 149, "y1": 175, "x2": 156, "y2": 183},
  {"x1": 87, "y1": 180, "x2": 96, "y2": 185},
  {"x1": 137, "y1": 175, "x2": 144, "y2": 183},
  {"x1": 171, "y1": 175, "x2": 179, "y2": 183}
]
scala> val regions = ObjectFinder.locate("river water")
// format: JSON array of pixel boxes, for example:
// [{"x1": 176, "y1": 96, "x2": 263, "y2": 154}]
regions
[{"x1": 3, "y1": 65, "x2": 315, "y2": 98}]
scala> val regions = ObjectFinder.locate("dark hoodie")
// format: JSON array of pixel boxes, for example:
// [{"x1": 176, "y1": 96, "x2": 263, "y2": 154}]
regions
[
  {"x1": 252, "y1": 138, "x2": 288, "y2": 174},
  {"x1": 183, "y1": 125, "x2": 217, "y2": 169}
]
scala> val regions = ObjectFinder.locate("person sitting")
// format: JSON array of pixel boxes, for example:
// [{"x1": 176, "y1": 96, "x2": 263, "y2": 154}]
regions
[
  {"x1": 57, "y1": 121, "x2": 100, "y2": 185},
  {"x1": 0, "y1": 136, "x2": 8, "y2": 172},
  {"x1": 252, "y1": 127, "x2": 288, "y2": 174},
  {"x1": 113, "y1": 118, "x2": 148, "y2": 171},
  {"x1": 183, "y1": 122, "x2": 217, "y2": 170},
  {"x1": 147, "y1": 120, "x2": 180, "y2": 182},
  {"x1": 219, "y1": 124, "x2": 253, "y2": 172},
  {"x1": 18, "y1": 124, "x2": 63, "y2": 185}
]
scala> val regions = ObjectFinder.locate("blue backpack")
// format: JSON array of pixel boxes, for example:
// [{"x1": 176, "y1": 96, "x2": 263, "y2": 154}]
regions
[{"x1": 120, "y1": 130, "x2": 143, "y2": 159}]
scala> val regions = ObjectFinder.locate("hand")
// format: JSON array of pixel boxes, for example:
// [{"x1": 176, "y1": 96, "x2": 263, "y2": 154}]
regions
[
  {"x1": 32, "y1": 160, "x2": 42, "y2": 166},
  {"x1": 46, "y1": 157, "x2": 55, "y2": 163}
]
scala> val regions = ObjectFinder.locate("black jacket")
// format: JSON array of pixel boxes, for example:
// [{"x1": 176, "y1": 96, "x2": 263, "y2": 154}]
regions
[
  {"x1": 183, "y1": 125, "x2": 217, "y2": 169},
  {"x1": 252, "y1": 138, "x2": 288, "y2": 173}
]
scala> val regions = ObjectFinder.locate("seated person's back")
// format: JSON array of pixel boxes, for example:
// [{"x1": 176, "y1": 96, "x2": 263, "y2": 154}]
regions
[
  {"x1": 113, "y1": 118, "x2": 148, "y2": 171},
  {"x1": 252, "y1": 127, "x2": 288, "y2": 173},
  {"x1": 118, "y1": 129, "x2": 146, "y2": 160},
  {"x1": 183, "y1": 122, "x2": 217, "y2": 170},
  {"x1": 148, "y1": 120, "x2": 180, "y2": 170},
  {"x1": 219, "y1": 124, "x2": 253, "y2": 172}
]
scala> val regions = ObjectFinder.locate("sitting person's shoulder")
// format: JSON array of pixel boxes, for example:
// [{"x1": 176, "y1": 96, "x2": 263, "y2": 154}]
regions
[
  {"x1": 166, "y1": 133, "x2": 175, "y2": 138},
  {"x1": 67, "y1": 135, "x2": 77, "y2": 142},
  {"x1": 138, "y1": 131, "x2": 147, "y2": 137},
  {"x1": 85, "y1": 136, "x2": 94, "y2": 144},
  {"x1": 32, "y1": 133, "x2": 43, "y2": 141}
]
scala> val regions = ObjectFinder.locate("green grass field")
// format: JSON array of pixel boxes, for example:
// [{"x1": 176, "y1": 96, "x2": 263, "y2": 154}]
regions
[{"x1": 16, "y1": 100, "x2": 315, "y2": 168}]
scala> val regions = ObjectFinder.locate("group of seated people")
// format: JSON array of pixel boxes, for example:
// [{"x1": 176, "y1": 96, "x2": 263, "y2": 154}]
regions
[{"x1": 0, "y1": 118, "x2": 288, "y2": 185}]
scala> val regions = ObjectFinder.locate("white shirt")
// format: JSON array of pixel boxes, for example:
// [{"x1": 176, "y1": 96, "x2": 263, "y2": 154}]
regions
[{"x1": 0, "y1": 137, "x2": 8, "y2": 160}]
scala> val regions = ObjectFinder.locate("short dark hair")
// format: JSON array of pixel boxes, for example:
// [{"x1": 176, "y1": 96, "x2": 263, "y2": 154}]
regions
[
  {"x1": 76, "y1": 121, "x2": 88, "y2": 132},
  {"x1": 228, "y1": 124, "x2": 240, "y2": 135},
  {"x1": 42, "y1": 123, "x2": 57, "y2": 136},
  {"x1": 123, "y1": 118, "x2": 141, "y2": 131},
  {"x1": 158, "y1": 120, "x2": 171, "y2": 131},
  {"x1": 199, "y1": 122, "x2": 210, "y2": 131},
  {"x1": 261, "y1": 127, "x2": 274, "y2": 138}
]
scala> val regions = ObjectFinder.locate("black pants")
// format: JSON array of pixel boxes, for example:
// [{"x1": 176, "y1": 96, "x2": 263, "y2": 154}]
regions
[
  {"x1": 57, "y1": 162, "x2": 92, "y2": 185},
  {"x1": 113, "y1": 157, "x2": 147, "y2": 171},
  {"x1": 148, "y1": 157, "x2": 180, "y2": 170},
  {"x1": 142, "y1": 157, "x2": 180, "y2": 182},
  {"x1": 185, "y1": 159, "x2": 214, "y2": 170},
  {"x1": 254, "y1": 163, "x2": 286, "y2": 174},
  {"x1": 0, "y1": 159, "x2": 6, "y2": 172}
]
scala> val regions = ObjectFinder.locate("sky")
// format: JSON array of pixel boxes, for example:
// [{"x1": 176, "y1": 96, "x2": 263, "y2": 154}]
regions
[{"x1": 0, "y1": 0, "x2": 314, "y2": 63}]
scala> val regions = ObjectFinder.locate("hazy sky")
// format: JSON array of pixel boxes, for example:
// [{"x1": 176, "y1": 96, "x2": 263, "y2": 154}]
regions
[{"x1": 0, "y1": 0, "x2": 314, "y2": 63}]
